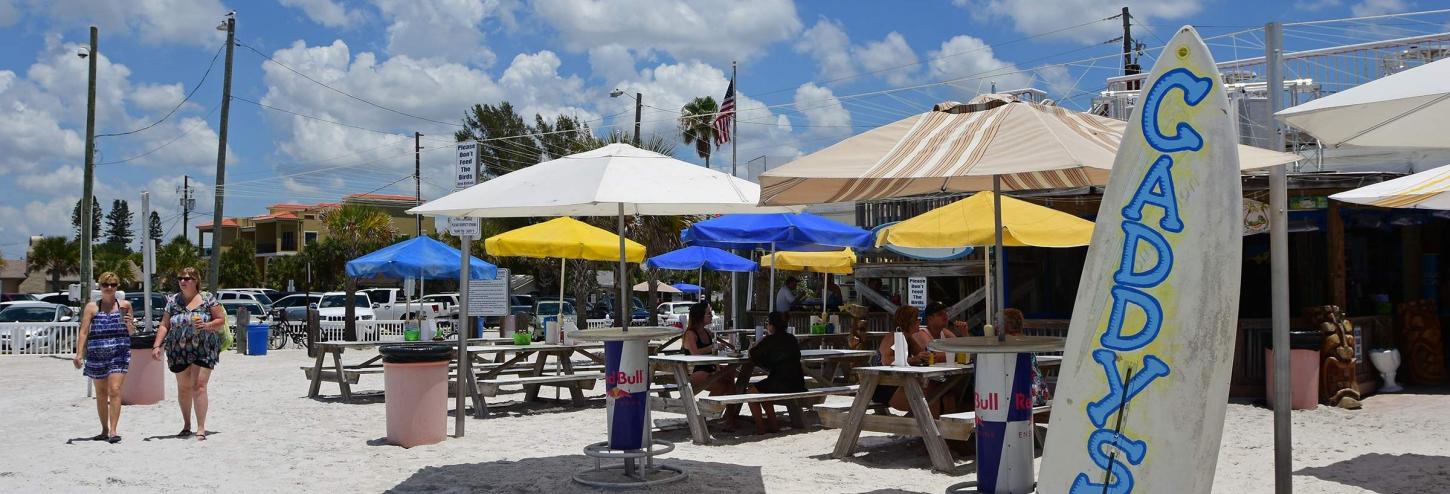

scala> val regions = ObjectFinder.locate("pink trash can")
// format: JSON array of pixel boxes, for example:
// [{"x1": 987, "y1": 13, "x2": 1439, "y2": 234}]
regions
[
  {"x1": 381, "y1": 344, "x2": 453, "y2": 448},
  {"x1": 1265, "y1": 331, "x2": 1322, "y2": 410},
  {"x1": 122, "y1": 335, "x2": 164, "y2": 405}
]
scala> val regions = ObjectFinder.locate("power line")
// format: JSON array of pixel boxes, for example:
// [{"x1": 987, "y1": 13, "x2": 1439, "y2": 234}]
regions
[
  {"x1": 97, "y1": 41, "x2": 225, "y2": 138},
  {"x1": 97, "y1": 103, "x2": 223, "y2": 166},
  {"x1": 232, "y1": 95, "x2": 408, "y2": 136},
  {"x1": 237, "y1": 40, "x2": 464, "y2": 129}
]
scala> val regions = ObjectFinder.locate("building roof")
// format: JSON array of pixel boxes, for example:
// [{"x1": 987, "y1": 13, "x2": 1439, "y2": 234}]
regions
[
  {"x1": 345, "y1": 193, "x2": 418, "y2": 204},
  {"x1": 1, "y1": 259, "x2": 26, "y2": 280},
  {"x1": 196, "y1": 219, "x2": 241, "y2": 230},
  {"x1": 252, "y1": 211, "x2": 300, "y2": 221}
]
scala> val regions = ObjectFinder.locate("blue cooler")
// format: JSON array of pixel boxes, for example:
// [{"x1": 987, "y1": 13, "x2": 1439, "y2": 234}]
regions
[{"x1": 246, "y1": 324, "x2": 268, "y2": 356}]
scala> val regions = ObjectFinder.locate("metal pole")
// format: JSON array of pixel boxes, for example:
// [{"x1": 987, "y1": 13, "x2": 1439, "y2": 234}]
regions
[
  {"x1": 731, "y1": 61, "x2": 738, "y2": 179},
  {"x1": 181, "y1": 175, "x2": 190, "y2": 244},
  {"x1": 141, "y1": 192, "x2": 154, "y2": 334},
  {"x1": 80, "y1": 25, "x2": 98, "y2": 306},
  {"x1": 207, "y1": 13, "x2": 236, "y2": 292},
  {"x1": 1265, "y1": 21, "x2": 1292, "y2": 494},
  {"x1": 457, "y1": 235, "x2": 471, "y2": 436},
  {"x1": 415, "y1": 132, "x2": 422, "y2": 237},
  {"x1": 992, "y1": 178, "x2": 1006, "y2": 341},
  {"x1": 768, "y1": 242, "x2": 777, "y2": 312},
  {"x1": 633, "y1": 93, "x2": 642, "y2": 147},
  {"x1": 618, "y1": 203, "x2": 629, "y2": 330}
]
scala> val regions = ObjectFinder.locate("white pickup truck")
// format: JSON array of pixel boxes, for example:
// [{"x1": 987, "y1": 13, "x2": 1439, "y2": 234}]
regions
[{"x1": 360, "y1": 288, "x2": 445, "y2": 321}]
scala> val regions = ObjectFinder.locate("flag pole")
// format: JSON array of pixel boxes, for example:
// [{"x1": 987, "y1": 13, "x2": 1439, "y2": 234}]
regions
[{"x1": 730, "y1": 60, "x2": 740, "y2": 329}]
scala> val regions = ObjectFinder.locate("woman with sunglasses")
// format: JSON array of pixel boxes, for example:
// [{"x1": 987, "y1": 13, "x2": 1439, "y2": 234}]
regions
[
  {"x1": 73, "y1": 272, "x2": 134, "y2": 443},
  {"x1": 152, "y1": 267, "x2": 226, "y2": 440}
]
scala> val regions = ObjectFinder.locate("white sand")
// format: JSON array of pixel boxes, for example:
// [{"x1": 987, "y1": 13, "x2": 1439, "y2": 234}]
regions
[{"x1": 2, "y1": 349, "x2": 1446, "y2": 493}]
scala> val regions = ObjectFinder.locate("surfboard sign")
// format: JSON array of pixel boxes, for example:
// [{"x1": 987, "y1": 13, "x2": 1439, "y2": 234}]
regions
[{"x1": 1039, "y1": 26, "x2": 1243, "y2": 494}]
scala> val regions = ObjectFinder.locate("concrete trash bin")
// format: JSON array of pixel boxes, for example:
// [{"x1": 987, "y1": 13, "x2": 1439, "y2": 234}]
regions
[
  {"x1": 1265, "y1": 330, "x2": 1322, "y2": 410},
  {"x1": 380, "y1": 343, "x2": 453, "y2": 448},
  {"x1": 122, "y1": 334, "x2": 164, "y2": 405}
]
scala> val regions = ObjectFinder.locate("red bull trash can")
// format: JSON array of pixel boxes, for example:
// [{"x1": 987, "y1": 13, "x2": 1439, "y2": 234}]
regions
[
  {"x1": 931, "y1": 335, "x2": 1064, "y2": 494},
  {"x1": 571, "y1": 326, "x2": 687, "y2": 488}
]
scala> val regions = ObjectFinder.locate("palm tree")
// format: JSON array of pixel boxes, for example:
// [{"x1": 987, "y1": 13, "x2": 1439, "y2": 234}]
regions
[
  {"x1": 92, "y1": 253, "x2": 137, "y2": 288},
  {"x1": 324, "y1": 204, "x2": 396, "y2": 339},
  {"x1": 156, "y1": 236, "x2": 202, "y2": 292},
  {"x1": 680, "y1": 97, "x2": 719, "y2": 169},
  {"x1": 27, "y1": 236, "x2": 79, "y2": 292}
]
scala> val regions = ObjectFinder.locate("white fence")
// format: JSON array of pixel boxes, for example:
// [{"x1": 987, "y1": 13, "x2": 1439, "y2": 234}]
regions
[{"x1": 1, "y1": 322, "x2": 81, "y2": 355}]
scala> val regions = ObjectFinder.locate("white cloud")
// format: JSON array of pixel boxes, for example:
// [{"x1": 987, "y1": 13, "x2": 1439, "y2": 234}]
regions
[
  {"x1": 1294, "y1": 0, "x2": 1342, "y2": 11},
  {"x1": 0, "y1": 0, "x2": 20, "y2": 27},
  {"x1": 1352, "y1": 0, "x2": 1411, "y2": 16},
  {"x1": 926, "y1": 35, "x2": 1033, "y2": 95},
  {"x1": 16, "y1": 0, "x2": 230, "y2": 47},
  {"x1": 794, "y1": 18, "x2": 855, "y2": 81},
  {"x1": 955, "y1": 0, "x2": 1201, "y2": 44},
  {"x1": 129, "y1": 83, "x2": 198, "y2": 114},
  {"x1": 497, "y1": 51, "x2": 600, "y2": 127},
  {"x1": 588, "y1": 44, "x2": 640, "y2": 85},
  {"x1": 279, "y1": 0, "x2": 365, "y2": 27},
  {"x1": 531, "y1": 0, "x2": 802, "y2": 64},
  {"x1": 855, "y1": 32, "x2": 919, "y2": 87},
  {"x1": 373, "y1": 0, "x2": 497, "y2": 66},
  {"x1": 792, "y1": 83, "x2": 850, "y2": 138}
]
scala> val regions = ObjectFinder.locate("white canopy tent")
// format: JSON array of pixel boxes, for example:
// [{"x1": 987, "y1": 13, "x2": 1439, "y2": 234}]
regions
[{"x1": 1276, "y1": 56, "x2": 1450, "y2": 148}]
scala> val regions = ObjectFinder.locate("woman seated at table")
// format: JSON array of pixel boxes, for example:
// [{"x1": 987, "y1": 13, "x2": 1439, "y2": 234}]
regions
[
  {"x1": 743, "y1": 311, "x2": 806, "y2": 433},
  {"x1": 682, "y1": 301, "x2": 741, "y2": 430},
  {"x1": 1001, "y1": 308, "x2": 1051, "y2": 406},
  {"x1": 872, "y1": 306, "x2": 958, "y2": 417}
]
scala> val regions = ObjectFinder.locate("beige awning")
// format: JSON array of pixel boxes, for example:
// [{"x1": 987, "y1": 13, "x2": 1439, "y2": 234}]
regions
[{"x1": 759, "y1": 95, "x2": 1302, "y2": 205}]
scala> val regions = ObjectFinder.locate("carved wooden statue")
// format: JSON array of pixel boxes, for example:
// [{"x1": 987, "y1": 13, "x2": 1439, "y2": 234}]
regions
[
  {"x1": 1397, "y1": 300, "x2": 1447, "y2": 385},
  {"x1": 1306, "y1": 306, "x2": 1361, "y2": 409}
]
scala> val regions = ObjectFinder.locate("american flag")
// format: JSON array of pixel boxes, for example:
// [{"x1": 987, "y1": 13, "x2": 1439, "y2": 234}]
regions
[{"x1": 713, "y1": 78, "x2": 735, "y2": 145}]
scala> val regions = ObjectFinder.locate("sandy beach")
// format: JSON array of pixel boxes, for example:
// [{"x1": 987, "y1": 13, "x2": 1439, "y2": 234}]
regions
[{"x1": 3, "y1": 349, "x2": 1447, "y2": 493}]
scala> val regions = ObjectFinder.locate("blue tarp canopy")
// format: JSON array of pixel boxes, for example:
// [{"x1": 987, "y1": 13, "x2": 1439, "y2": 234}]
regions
[
  {"x1": 680, "y1": 212, "x2": 874, "y2": 251},
  {"x1": 644, "y1": 246, "x2": 757, "y2": 272},
  {"x1": 346, "y1": 236, "x2": 498, "y2": 280},
  {"x1": 671, "y1": 283, "x2": 704, "y2": 294}
]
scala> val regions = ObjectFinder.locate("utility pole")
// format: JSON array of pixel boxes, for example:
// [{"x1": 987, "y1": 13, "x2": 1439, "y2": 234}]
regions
[
  {"x1": 1264, "y1": 21, "x2": 1292, "y2": 494},
  {"x1": 1121, "y1": 7, "x2": 1135, "y2": 75},
  {"x1": 79, "y1": 25, "x2": 98, "y2": 305},
  {"x1": 415, "y1": 132, "x2": 422, "y2": 237},
  {"x1": 179, "y1": 175, "x2": 192, "y2": 244},
  {"x1": 207, "y1": 12, "x2": 235, "y2": 292},
  {"x1": 633, "y1": 93, "x2": 642, "y2": 146}
]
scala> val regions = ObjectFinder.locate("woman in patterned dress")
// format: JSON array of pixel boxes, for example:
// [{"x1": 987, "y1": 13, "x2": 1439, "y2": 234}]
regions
[
  {"x1": 151, "y1": 267, "x2": 226, "y2": 440},
  {"x1": 73, "y1": 272, "x2": 134, "y2": 444}
]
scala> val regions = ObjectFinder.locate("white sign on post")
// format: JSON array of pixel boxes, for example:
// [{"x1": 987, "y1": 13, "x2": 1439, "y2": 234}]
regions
[
  {"x1": 449, "y1": 142, "x2": 481, "y2": 237},
  {"x1": 907, "y1": 276, "x2": 927, "y2": 313},
  {"x1": 468, "y1": 279, "x2": 509, "y2": 317}
]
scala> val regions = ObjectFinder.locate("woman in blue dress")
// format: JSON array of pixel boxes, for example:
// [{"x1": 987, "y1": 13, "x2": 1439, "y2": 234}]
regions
[
  {"x1": 73, "y1": 272, "x2": 134, "y2": 444},
  {"x1": 151, "y1": 267, "x2": 226, "y2": 440}
]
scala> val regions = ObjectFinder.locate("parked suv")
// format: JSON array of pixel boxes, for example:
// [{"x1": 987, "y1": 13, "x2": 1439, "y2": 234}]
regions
[
  {"x1": 360, "y1": 288, "x2": 444, "y2": 321},
  {"x1": 316, "y1": 292, "x2": 376, "y2": 322},
  {"x1": 217, "y1": 290, "x2": 274, "y2": 311},
  {"x1": 0, "y1": 302, "x2": 78, "y2": 353}
]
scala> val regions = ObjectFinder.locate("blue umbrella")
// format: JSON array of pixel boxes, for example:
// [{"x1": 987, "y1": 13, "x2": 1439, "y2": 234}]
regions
[
  {"x1": 346, "y1": 236, "x2": 498, "y2": 280},
  {"x1": 680, "y1": 212, "x2": 874, "y2": 251},
  {"x1": 644, "y1": 246, "x2": 757, "y2": 272},
  {"x1": 681, "y1": 212, "x2": 872, "y2": 311},
  {"x1": 671, "y1": 283, "x2": 703, "y2": 294}
]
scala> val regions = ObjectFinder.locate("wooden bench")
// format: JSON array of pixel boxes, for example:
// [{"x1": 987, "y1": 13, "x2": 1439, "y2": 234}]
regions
[
  {"x1": 300, "y1": 365, "x2": 383, "y2": 385},
  {"x1": 818, "y1": 402, "x2": 1053, "y2": 444},
  {"x1": 477, "y1": 373, "x2": 603, "y2": 398},
  {"x1": 697, "y1": 385, "x2": 858, "y2": 429}
]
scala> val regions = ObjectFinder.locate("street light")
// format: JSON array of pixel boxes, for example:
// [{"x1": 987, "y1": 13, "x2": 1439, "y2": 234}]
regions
[{"x1": 610, "y1": 88, "x2": 641, "y2": 146}]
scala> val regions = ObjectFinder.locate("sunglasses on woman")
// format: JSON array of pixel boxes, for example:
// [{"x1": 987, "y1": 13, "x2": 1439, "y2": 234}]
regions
[
  {"x1": 177, "y1": 277, "x2": 195, "y2": 282},
  {"x1": 100, "y1": 283, "x2": 118, "y2": 288}
]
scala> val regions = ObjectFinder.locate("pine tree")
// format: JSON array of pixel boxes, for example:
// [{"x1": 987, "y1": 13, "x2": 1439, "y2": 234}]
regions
[
  {"x1": 71, "y1": 196, "x2": 102, "y2": 241},
  {"x1": 104, "y1": 199, "x2": 135, "y2": 249},
  {"x1": 149, "y1": 211, "x2": 163, "y2": 245}
]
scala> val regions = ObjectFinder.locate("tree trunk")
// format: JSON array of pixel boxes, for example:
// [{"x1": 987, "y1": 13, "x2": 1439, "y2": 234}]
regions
[
  {"x1": 343, "y1": 276, "x2": 357, "y2": 341},
  {"x1": 51, "y1": 270, "x2": 60, "y2": 293},
  {"x1": 646, "y1": 269, "x2": 660, "y2": 326}
]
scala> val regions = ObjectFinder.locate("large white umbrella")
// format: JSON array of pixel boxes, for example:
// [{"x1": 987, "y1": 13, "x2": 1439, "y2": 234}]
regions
[
  {"x1": 410, "y1": 143, "x2": 792, "y2": 330},
  {"x1": 1276, "y1": 57, "x2": 1450, "y2": 148},
  {"x1": 1330, "y1": 164, "x2": 1450, "y2": 209}
]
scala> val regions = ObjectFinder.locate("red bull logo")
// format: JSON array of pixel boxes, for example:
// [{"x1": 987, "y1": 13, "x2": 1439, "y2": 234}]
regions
[{"x1": 607, "y1": 369, "x2": 646, "y2": 386}]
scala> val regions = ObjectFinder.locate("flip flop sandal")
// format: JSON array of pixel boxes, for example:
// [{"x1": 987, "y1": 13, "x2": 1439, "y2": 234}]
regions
[
  {"x1": 107, "y1": 436, "x2": 121, "y2": 444},
  {"x1": 90, "y1": 433, "x2": 108, "y2": 441},
  {"x1": 178, "y1": 429, "x2": 193, "y2": 438},
  {"x1": 196, "y1": 432, "x2": 207, "y2": 441}
]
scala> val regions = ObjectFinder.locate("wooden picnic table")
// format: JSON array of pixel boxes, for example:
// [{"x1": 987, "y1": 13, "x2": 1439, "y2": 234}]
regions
[
  {"x1": 650, "y1": 348, "x2": 875, "y2": 444},
  {"x1": 304, "y1": 338, "x2": 498, "y2": 403},
  {"x1": 830, "y1": 364, "x2": 974, "y2": 472}
]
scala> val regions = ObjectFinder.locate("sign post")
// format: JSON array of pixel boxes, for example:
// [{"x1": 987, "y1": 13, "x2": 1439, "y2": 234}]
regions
[
  {"x1": 452, "y1": 142, "x2": 478, "y2": 437},
  {"x1": 907, "y1": 276, "x2": 927, "y2": 314}
]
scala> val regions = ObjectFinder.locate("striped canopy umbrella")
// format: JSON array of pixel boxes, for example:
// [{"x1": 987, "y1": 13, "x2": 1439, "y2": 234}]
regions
[{"x1": 1330, "y1": 164, "x2": 1450, "y2": 210}]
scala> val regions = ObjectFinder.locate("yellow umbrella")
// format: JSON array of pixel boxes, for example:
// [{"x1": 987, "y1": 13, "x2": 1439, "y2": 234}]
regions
[
  {"x1": 485, "y1": 217, "x2": 645, "y2": 262},
  {"x1": 875, "y1": 191, "x2": 1093, "y2": 248},
  {"x1": 760, "y1": 249, "x2": 856, "y2": 274}
]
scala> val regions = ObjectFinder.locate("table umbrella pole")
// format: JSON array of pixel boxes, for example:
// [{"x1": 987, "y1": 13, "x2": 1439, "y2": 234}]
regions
[
  {"x1": 618, "y1": 203, "x2": 629, "y2": 331},
  {"x1": 992, "y1": 176, "x2": 1006, "y2": 342},
  {"x1": 559, "y1": 257, "x2": 567, "y2": 319},
  {"x1": 769, "y1": 242, "x2": 777, "y2": 312}
]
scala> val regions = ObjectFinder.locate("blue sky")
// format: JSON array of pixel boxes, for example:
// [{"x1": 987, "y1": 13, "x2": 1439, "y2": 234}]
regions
[{"x1": 0, "y1": 0, "x2": 1435, "y2": 256}]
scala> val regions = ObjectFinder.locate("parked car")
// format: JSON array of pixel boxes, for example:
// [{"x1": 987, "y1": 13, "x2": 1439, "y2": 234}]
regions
[
  {"x1": 589, "y1": 295, "x2": 649, "y2": 324},
  {"x1": 229, "y1": 288, "x2": 281, "y2": 300},
  {"x1": 656, "y1": 301, "x2": 718, "y2": 327},
  {"x1": 530, "y1": 300, "x2": 575, "y2": 338},
  {"x1": 270, "y1": 293, "x2": 321, "y2": 323},
  {"x1": 0, "y1": 302, "x2": 78, "y2": 353},
  {"x1": 220, "y1": 300, "x2": 270, "y2": 323},
  {"x1": 32, "y1": 292, "x2": 76, "y2": 307},
  {"x1": 316, "y1": 292, "x2": 376, "y2": 322},
  {"x1": 217, "y1": 290, "x2": 274, "y2": 311},
  {"x1": 360, "y1": 288, "x2": 445, "y2": 321},
  {"x1": 123, "y1": 292, "x2": 168, "y2": 325},
  {"x1": 0, "y1": 293, "x2": 36, "y2": 302}
]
